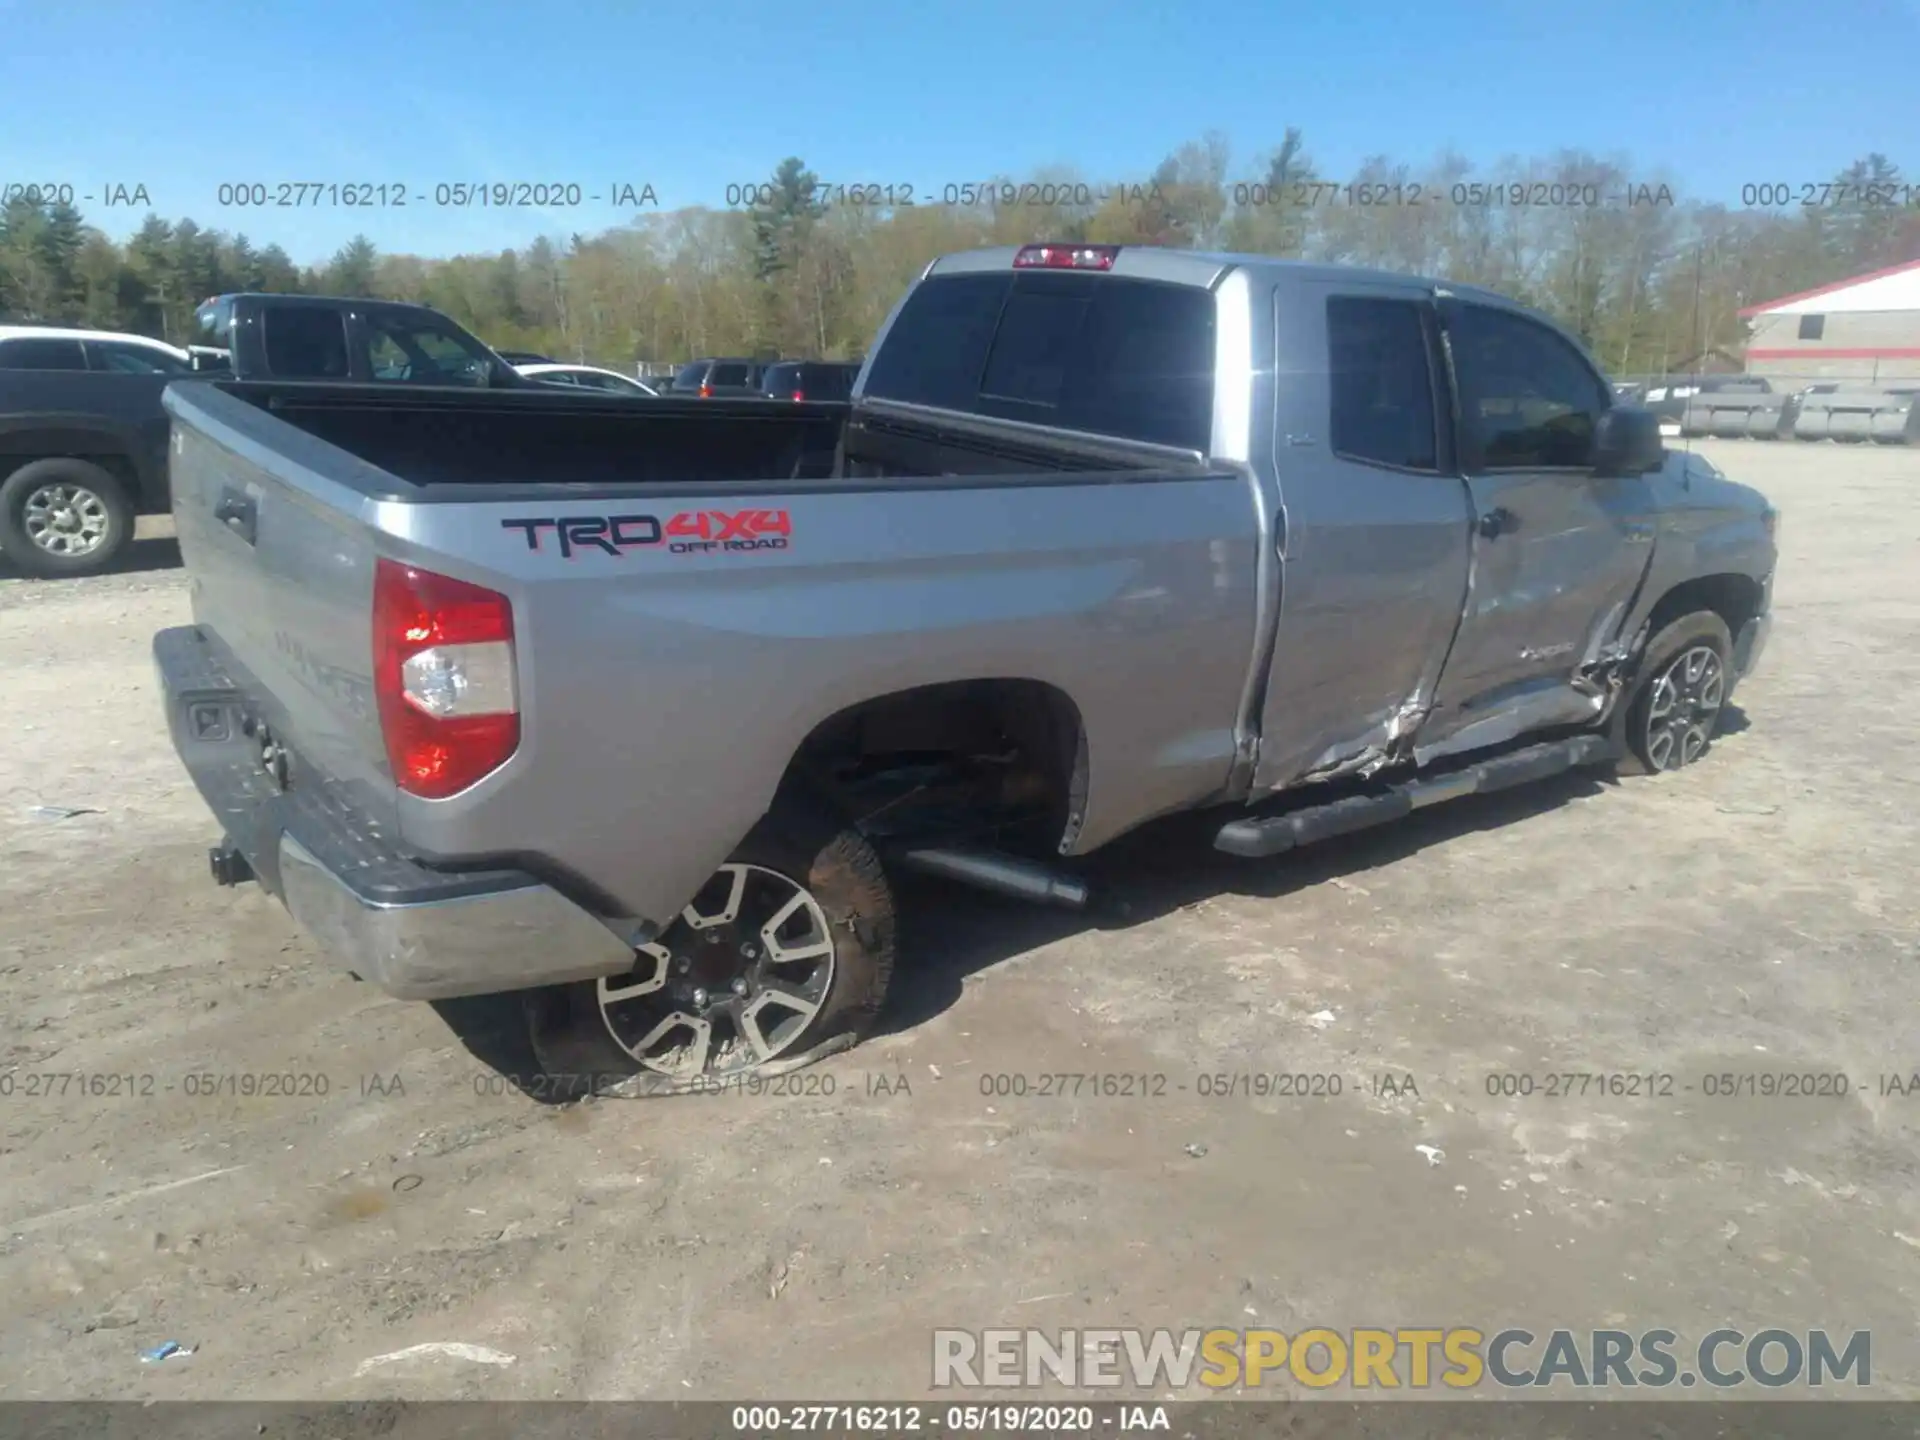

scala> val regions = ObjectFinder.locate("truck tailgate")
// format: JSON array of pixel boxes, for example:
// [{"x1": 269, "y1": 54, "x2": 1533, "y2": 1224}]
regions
[{"x1": 164, "y1": 383, "x2": 400, "y2": 834}]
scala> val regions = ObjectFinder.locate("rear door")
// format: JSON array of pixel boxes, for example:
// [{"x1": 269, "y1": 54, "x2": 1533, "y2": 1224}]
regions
[
  {"x1": 1420, "y1": 298, "x2": 1656, "y2": 747},
  {"x1": 1252, "y1": 283, "x2": 1475, "y2": 789}
]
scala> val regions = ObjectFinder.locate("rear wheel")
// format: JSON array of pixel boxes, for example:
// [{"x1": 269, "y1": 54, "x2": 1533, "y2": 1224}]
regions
[
  {"x1": 524, "y1": 801, "x2": 895, "y2": 1098},
  {"x1": 0, "y1": 458, "x2": 134, "y2": 578},
  {"x1": 1618, "y1": 611, "x2": 1733, "y2": 774}
]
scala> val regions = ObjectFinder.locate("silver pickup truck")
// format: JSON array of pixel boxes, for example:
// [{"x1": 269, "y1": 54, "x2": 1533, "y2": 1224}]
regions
[{"x1": 154, "y1": 243, "x2": 1777, "y2": 1094}]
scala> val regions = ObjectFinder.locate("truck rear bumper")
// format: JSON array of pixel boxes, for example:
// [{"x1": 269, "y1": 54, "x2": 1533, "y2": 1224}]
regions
[{"x1": 154, "y1": 625, "x2": 635, "y2": 1001}]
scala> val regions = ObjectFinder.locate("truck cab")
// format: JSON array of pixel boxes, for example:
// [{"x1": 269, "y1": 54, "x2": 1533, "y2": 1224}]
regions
[{"x1": 855, "y1": 243, "x2": 1773, "y2": 795}]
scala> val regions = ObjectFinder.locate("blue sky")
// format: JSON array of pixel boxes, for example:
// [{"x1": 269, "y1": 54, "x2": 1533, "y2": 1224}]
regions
[{"x1": 2, "y1": 0, "x2": 1914, "y2": 266}]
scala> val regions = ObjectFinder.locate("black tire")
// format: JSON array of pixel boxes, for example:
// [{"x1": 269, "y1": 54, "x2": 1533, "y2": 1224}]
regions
[
  {"x1": 524, "y1": 800, "x2": 896, "y2": 1099},
  {"x1": 1615, "y1": 610, "x2": 1734, "y2": 776},
  {"x1": 0, "y1": 458, "x2": 134, "y2": 578}
]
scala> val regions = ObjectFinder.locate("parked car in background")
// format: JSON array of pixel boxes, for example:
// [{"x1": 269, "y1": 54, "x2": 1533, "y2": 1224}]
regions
[
  {"x1": 191, "y1": 293, "x2": 524, "y2": 389},
  {"x1": 496, "y1": 350, "x2": 555, "y2": 365},
  {"x1": 0, "y1": 297, "x2": 530, "y2": 577},
  {"x1": 0, "y1": 326, "x2": 195, "y2": 575},
  {"x1": 514, "y1": 362, "x2": 658, "y2": 396},
  {"x1": 667, "y1": 358, "x2": 767, "y2": 397},
  {"x1": 760, "y1": 361, "x2": 860, "y2": 402}
]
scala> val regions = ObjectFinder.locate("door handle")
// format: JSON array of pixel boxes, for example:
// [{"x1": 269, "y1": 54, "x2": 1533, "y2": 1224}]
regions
[
  {"x1": 1476, "y1": 505, "x2": 1518, "y2": 539},
  {"x1": 215, "y1": 489, "x2": 257, "y2": 546}
]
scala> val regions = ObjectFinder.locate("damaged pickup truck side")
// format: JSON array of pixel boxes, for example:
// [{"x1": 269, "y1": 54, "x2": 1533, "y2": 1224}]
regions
[{"x1": 154, "y1": 243, "x2": 1777, "y2": 1093}]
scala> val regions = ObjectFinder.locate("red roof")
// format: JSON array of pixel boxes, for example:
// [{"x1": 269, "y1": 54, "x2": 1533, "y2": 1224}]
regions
[{"x1": 1738, "y1": 257, "x2": 1920, "y2": 318}]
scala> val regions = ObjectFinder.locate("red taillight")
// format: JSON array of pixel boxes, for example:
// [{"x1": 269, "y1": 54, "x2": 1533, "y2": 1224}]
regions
[
  {"x1": 791, "y1": 390, "x2": 805, "y2": 402},
  {"x1": 372, "y1": 558, "x2": 519, "y2": 799},
  {"x1": 698, "y1": 383, "x2": 712, "y2": 398},
  {"x1": 1013, "y1": 244, "x2": 1118, "y2": 271}
]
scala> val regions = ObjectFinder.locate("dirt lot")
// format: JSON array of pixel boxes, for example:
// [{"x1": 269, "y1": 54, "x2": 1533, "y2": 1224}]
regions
[{"x1": 2, "y1": 442, "x2": 1917, "y2": 1404}]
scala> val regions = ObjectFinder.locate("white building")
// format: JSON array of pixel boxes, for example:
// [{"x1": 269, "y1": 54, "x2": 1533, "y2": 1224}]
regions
[{"x1": 1740, "y1": 258, "x2": 1920, "y2": 387}]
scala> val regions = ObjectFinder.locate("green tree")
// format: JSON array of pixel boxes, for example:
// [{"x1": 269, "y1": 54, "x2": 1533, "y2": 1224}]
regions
[{"x1": 324, "y1": 235, "x2": 381, "y2": 296}]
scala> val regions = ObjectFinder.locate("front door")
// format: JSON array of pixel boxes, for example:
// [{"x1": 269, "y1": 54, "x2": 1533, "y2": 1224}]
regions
[{"x1": 1420, "y1": 299, "x2": 1657, "y2": 756}]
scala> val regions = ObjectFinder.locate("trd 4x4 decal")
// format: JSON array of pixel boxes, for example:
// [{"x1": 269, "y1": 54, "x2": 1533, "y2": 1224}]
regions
[{"x1": 501, "y1": 509, "x2": 792, "y2": 558}]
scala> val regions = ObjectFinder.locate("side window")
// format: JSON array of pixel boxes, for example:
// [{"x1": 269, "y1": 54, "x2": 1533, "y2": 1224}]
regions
[
  {"x1": 0, "y1": 338, "x2": 89, "y2": 370},
  {"x1": 260, "y1": 307, "x2": 350, "y2": 379},
  {"x1": 364, "y1": 320, "x2": 489, "y2": 385},
  {"x1": 408, "y1": 327, "x2": 489, "y2": 384},
  {"x1": 1449, "y1": 305, "x2": 1609, "y2": 470},
  {"x1": 1325, "y1": 295, "x2": 1438, "y2": 472},
  {"x1": 672, "y1": 362, "x2": 708, "y2": 389},
  {"x1": 710, "y1": 363, "x2": 750, "y2": 387},
  {"x1": 89, "y1": 342, "x2": 190, "y2": 375}
]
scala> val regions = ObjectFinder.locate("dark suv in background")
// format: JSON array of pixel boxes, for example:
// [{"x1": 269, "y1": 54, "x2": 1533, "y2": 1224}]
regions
[
  {"x1": 668, "y1": 358, "x2": 766, "y2": 397},
  {"x1": 760, "y1": 361, "x2": 860, "y2": 402}
]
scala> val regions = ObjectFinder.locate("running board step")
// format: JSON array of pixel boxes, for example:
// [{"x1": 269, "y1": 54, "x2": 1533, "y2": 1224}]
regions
[{"x1": 1214, "y1": 734, "x2": 1615, "y2": 859}]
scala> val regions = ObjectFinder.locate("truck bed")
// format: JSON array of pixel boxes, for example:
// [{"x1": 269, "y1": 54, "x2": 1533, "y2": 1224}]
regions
[
  {"x1": 199, "y1": 380, "x2": 851, "y2": 492},
  {"x1": 160, "y1": 380, "x2": 1267, "y2": 936}
]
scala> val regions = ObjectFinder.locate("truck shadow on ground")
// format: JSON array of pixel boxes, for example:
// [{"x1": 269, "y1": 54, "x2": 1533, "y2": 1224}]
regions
[
  {"x1": 878, "y1": 765, "x2": 1619, "y2": 1037},
  {"x1": 885, "y1": 707, "x2": 1753, "y2": 1032},
  {"x1": 433, "y1": 761, "x2": 1656, "y2": 1099},
  {"x1": 433, "y1": 720, "x2": 1754, "y2": 1099}
]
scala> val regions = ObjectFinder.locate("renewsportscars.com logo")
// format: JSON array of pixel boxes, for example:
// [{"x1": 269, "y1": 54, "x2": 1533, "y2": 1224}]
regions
[{"x1": 931, "y1": 1327, "x2": 1872, "y2": 1392}]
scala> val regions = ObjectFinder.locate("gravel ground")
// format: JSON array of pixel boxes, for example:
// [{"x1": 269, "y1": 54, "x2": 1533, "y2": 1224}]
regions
[{"x1": 1, "y1": 443, "x2": 1916, "y2": 1405}]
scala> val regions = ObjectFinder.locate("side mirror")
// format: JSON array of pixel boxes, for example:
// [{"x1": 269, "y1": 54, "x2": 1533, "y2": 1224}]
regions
[{"x1": 1591, "y1": 406, "x2": 1664, "y2": 477}]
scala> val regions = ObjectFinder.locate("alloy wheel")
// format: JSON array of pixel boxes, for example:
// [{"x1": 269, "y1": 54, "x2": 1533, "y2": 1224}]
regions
[
  {"x1": 1642, "y1": 644, "x2": 1725, "y2": 771},
  {"x1": 596, "y1": 863, "x2": 837, "y2": 1079},
  {"x1": 23, "y1": 483, "x2": 111, "y2": 558}
]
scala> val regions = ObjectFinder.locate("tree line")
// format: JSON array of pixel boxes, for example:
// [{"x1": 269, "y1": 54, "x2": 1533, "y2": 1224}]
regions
[{"x1": 2, "y1": 136, "x2": 1913, "y2": 378}]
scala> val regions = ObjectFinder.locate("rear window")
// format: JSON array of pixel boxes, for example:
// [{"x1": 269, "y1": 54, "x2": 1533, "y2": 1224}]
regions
[
  {"x1": 762, "y1": 363, "x2": 801, "y2": 394},
  {"x1": 672, "y1": 362, "x2": 708, "y2": 389},
  {"x1": 864, "y1": 271, "x2": 1216, "y2": 451},
  {"x1": 261, "y1": 306, "x2": 350, "y2": 378},
  {"x1": 809, "y1": 364, "x2": 856, "y2": 400}
]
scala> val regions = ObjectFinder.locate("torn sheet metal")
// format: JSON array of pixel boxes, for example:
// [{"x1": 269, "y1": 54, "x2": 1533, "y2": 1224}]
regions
[{"x1": 1292, "y1": 692, "x2": 1431, "y2": 786}]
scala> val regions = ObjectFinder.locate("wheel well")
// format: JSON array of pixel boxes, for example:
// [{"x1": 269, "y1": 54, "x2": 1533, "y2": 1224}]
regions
[
  {"x1": 777, "y1": 680, "x2": 1088, "y2": 855},
  {"x1": 1643, "y1": 573, "x2": 1763, "y2": 644}
]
